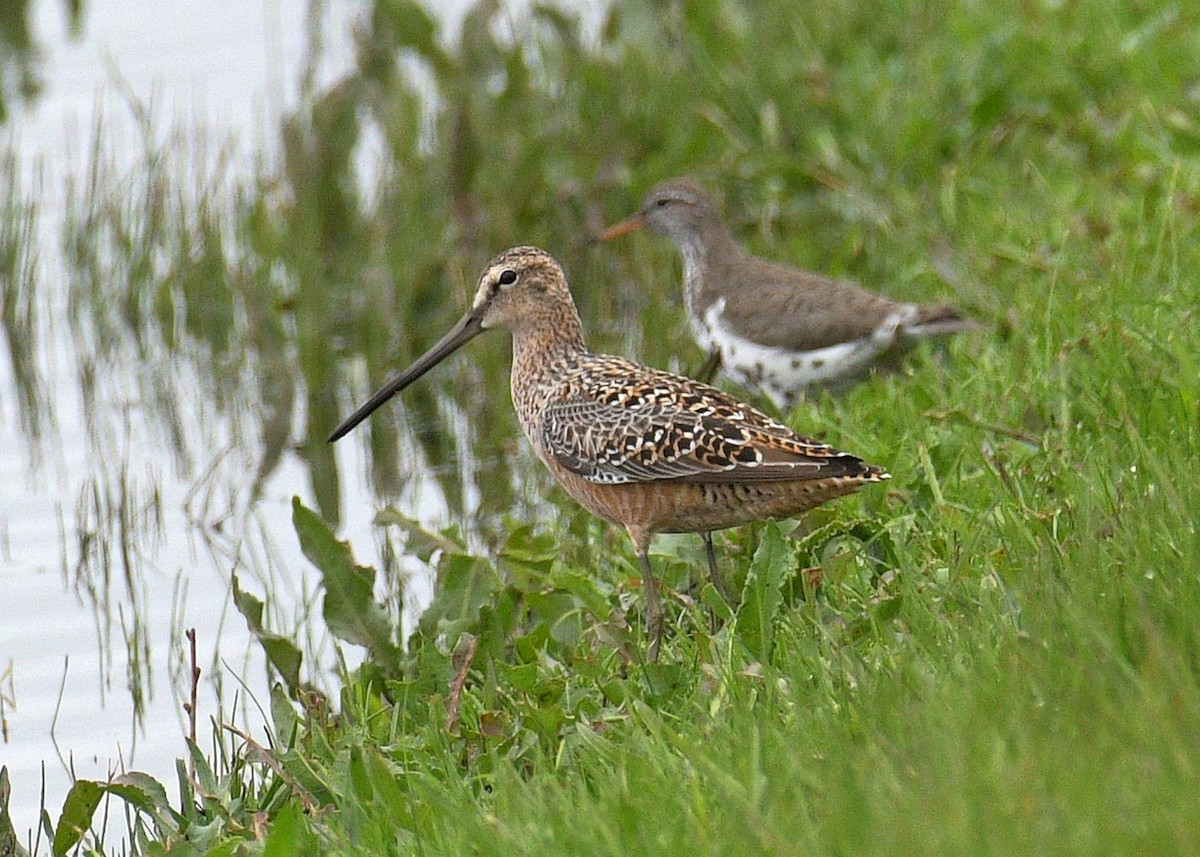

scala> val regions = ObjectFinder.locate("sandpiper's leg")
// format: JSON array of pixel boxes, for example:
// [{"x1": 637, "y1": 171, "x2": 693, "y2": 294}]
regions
[
  {"x1": 626, "y1": 526, "x2": 663, "y2": 660},
  {"x1": 639, "y1": 551, "x2": 663, "y2": 662},
  {"x1": 702, "y1": 532, "x2": 732, "y2": 603}
]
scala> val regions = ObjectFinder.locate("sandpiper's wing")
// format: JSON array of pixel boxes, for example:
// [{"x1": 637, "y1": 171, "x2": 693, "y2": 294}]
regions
[
  {"x1": 718, "y1": 256, "x2": 914, "y2": 351},
  {"x1": 541, "y1": 356, "x2": 881, "y2": 486}
]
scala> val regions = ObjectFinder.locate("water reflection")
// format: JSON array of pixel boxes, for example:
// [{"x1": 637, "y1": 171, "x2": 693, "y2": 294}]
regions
[
  {"x1": 2, "y1": 0, "x2": 371, "y2": 836},
  {"x1": 68, "y1": 465, "x2": 163, "y2": 720},
  {"x1": 0, "y1": 149, "x2": 50, "y2": 448},
  {"x1": 0, "y1": 0, "x2": 83, "y2": 123}
]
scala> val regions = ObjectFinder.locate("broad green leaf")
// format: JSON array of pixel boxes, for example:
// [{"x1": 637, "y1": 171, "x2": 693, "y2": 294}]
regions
[
  {"x1": 292, "y1": 497, "x2": 402, "y2": 670},
  {"x1": 270, "y1": 683, "x2": 300, "y2": 744},
  {"x1": 261, "y1": 801, "x2": 303, "y2": 857},
  {"x1": 554, "y1": 569, "x2": 612, "y2": 619},
  {"x1": 735, "y1": 522, "x2": 792, "y2": 662},
  {"x1": 107, "y1": 772, "x2": 182, "y2": 834},
  {"x1": 198, "y1": 840, "x2": 240, "y2": 857},
  {"x1": 231, "y1": 575, "x2": 304, "y2": 694},
  {"x1": 1, "y1": 766, "x2": 26, "y2": 857},
  {"x1": 174, "y1": 757, "x2": 196, "y2": 824},
  {"x1": 107, "y1": 772, "x2": 170, "y2": 812},
  {"x1": 699, "y1": 581, "x2": 735, "y2": 621},
  {"x1": 260, "y1": 637, "x2": 304, "y2": 695},
  {"x1": 186, "y1": 740, "x2": 218, "y2": 797},
  {"x1": 230, "y1": 574, "x2": 265, "y2": 632},
  {"x1": 52, "y1": 780, "x2": 104, "y2": 856},
  {"x1": 495, "y1": 661, "x2": 538, "y2": 693},
  {"x1": 417, "y1": 554, "x2": 502, "y2": 637},
  {"x1": 374, "y1": 506, "x2": 466, "y2": 563}
]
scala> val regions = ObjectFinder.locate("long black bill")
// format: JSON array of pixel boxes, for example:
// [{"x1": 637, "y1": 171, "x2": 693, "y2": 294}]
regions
[{"x1": 327, "y1": 310, "x2": 486, "y2": 442}]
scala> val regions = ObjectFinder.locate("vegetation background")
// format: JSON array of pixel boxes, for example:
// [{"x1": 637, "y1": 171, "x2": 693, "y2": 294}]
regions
[{"x1": 6, "y1": 0, "x2": 1200, "y2": 854}]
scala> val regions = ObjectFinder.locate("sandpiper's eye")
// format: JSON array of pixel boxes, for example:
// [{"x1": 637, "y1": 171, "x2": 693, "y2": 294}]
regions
[
  {"x1": 654, "y1": 197, "x2": 670, "y2": 208},
  {"x1": 498, "y1": 269, "x2": 518, "y2": 287}
]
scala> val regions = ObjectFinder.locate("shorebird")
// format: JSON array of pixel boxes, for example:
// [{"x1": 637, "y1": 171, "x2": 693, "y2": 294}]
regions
[
  {"x1": 329, "y1": 246, "x2": 889, "y2": 660},
  {"x1": 600, "y1": 177, "x2": 978, "y2": 408}
]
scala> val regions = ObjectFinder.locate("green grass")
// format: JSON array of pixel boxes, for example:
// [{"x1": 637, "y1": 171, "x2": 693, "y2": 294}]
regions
[{"x1": 43, "y1": 0, "x2": 1200, "y2": 854}]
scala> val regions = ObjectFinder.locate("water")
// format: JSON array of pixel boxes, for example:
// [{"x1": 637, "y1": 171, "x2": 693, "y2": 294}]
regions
[
  {"x1": 0, "y1": 0, "x2": 614, "y2": 845},
  {"x1": 0, "y1": 0, "x2": 390, "y2": 842}
]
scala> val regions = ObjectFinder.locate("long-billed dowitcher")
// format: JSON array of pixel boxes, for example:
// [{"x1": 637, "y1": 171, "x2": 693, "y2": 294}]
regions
[
  {"x1": 600, "y1": 177, "x2": 978, "y2": 408},
  {"x1": 329, "y1": 246, "x2": 889, "y2": 659}
]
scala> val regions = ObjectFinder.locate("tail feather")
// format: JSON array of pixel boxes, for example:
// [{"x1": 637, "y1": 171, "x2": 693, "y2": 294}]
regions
[{"x1": 904, "y1": 303, "x2": 981, "y2": 337}]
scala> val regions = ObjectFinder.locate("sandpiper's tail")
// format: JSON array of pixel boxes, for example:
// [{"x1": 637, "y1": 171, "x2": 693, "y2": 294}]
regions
[{"x1": 905, "y1": 303, "x2": 981, "y2": 337}]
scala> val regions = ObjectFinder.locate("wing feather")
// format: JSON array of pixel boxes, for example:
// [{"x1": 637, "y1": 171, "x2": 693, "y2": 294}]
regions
[{"x1": 539, "y1": 357, "x2": 871, "y2": 486}]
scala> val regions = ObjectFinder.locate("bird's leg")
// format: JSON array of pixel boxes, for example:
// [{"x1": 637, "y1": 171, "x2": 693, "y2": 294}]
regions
[
  {"x1": 703, "y1": 532, "x2": 733, "y2": 604},
  {"x1": 695, "y1": 349, "x2": 722, "y2": 385},
  {"x1": 639, "y1": 551, "x2": 663, "y2": 662},
  {"x1": 627, "y1": 526, "x2": 664, "y2": 661}
]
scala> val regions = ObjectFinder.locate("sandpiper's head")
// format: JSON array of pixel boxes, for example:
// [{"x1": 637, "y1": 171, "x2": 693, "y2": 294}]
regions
[
  {"x1": 469, "y1": 245, "x2": 573, "y2": 333},
  {"x1": 599, "y1": 177, "x2": 717, "y2": 243},
  {"x1": 327, "y1": 246, "x2": 580, "y2": 442}
]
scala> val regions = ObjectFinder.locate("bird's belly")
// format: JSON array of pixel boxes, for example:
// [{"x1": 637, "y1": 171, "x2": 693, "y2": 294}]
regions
[
  {"x1": 651, "y1": 479, "x2": 868, "y2": 533},
  {"x1": 702, "y1": 302, "x2": 901, "y2": 408},
  {"x1": 541, "y1": 460, "x2": 866, "y2": 536}
]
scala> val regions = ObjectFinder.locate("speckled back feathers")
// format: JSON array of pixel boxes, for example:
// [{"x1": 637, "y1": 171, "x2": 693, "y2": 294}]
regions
[{"x1": 521, "y1": 349, "x2": 886, "y2": 488}]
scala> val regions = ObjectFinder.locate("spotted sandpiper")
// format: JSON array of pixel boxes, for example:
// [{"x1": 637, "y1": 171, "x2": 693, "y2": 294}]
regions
[
  {"x1": 600, "y1": 177, "x2": 979, "y2": 408},
  {"x1": 329, "y1": 247, "x2": 888, "y2": 659}
]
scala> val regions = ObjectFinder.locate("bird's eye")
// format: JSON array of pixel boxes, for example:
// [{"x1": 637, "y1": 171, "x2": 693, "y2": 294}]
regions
[
  {"x1": 498, "y1": 269, "x2": 518, "y2": 287},
  {"x1": 654, "y1": 198, "x2": 670, "y2": 208}
]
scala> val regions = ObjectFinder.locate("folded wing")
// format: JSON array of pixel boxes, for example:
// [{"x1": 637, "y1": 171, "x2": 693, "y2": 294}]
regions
[{"x1": 541, "y1": 357, "x2": 874, "y2": 485}]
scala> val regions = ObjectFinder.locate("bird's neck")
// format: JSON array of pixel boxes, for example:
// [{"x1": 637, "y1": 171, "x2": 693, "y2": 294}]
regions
[
  {"x1": 509, "y1": 306, "x2": 587, "y2": 410},
  {"x1": 675, "y1": 215, "x2": 743, "y2": 315}
]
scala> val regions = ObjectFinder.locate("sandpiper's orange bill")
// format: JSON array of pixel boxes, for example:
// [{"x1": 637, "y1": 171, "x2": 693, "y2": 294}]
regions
[
  {"x1": 327, "y1": 309, "x2": 485, "y2": 442},
  {"x1": 597, "y1": 213, "x2": 646, "y2": 241}
]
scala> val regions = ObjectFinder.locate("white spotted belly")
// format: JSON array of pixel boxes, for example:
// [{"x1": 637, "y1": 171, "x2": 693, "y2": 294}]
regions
[{"x1": 700, "y1": 300, "x2": 910, "y2": 408}]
